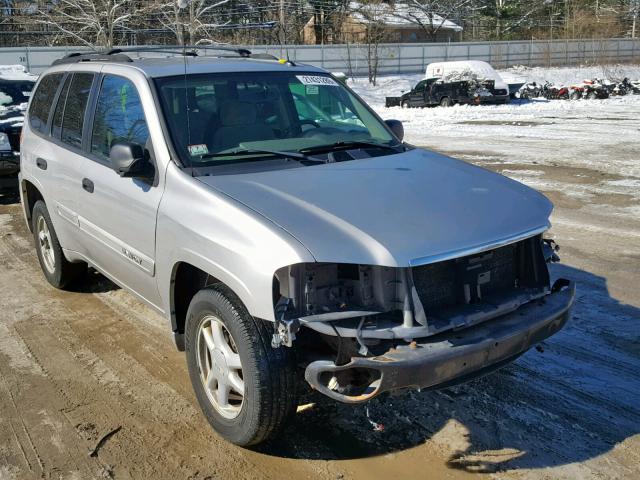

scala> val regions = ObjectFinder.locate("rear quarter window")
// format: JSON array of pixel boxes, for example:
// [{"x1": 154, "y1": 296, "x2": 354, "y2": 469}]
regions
[
  {"x1": 28, "y1": 73, "x2": 63, "y2": 135},
  {"x1": 60, "y1": 73, "x2": 95, "y2": 149}
]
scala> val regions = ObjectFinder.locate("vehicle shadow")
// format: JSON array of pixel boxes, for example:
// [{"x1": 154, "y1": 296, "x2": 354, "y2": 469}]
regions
[
  {"x1": 258, "y1": 263, "x2": 640, "y2": 474},
  {"x1": 0, "y1": 182, "x2": 121, "y2": 294},
  {"x1": 72, "y1": 267, "x2": 121, "y2": 294}
]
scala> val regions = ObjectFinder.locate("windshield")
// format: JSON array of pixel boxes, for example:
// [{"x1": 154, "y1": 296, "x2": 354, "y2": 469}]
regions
[
  {"x1": 154, "y1": 71, "x2": 397, "y2": 167},
  {"x1": 0, "y1": 79, "x2": 34, "y2": 108}
]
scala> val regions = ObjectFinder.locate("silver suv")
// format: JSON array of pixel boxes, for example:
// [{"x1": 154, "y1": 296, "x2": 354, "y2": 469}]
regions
[{"x1": 20, "y1": 47, "x2": 575, "y2": 446}]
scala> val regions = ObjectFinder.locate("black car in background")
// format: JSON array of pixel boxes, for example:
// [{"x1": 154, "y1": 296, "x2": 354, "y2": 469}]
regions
[
  {"x1": 0, "y1": 66, "x2": 36, "y2": 187},
  {"x1": 386, "y1": 77, "x2": 507, "y2": 108}
]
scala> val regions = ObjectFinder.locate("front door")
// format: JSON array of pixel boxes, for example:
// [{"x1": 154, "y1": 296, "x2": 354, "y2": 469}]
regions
[
  {"x1": 409, "y1": 80, "x2": 426, "y2": 106},
  {"x1": 74, "y1": 74, "x2": 164, "y2": 309}
]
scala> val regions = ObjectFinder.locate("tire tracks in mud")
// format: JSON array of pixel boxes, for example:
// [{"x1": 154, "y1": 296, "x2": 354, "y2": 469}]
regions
[{"x1": 0, "y1": 203, "x2": 330, "y2": 480}]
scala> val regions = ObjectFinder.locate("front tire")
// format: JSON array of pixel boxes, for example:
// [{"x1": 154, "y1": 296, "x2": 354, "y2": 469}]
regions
[
  {"x1": 32, "y1": 200, "x2": 86, "y2": 289},
  {"x1": 185, "y1": 286, "x2": 298, "y2": 446}
]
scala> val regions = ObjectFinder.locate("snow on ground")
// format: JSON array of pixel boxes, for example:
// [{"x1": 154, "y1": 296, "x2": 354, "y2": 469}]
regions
[
  {"x1": 0, "y1": 64, "x2": 38, "y2": 81},
  {"x1": 351, "y1": 65, "x2": 640, "y2": 186},
  {"x1": 351, "y1": 64, "x2": 640, "y2": 107},
  {"x1": 346, "y1": 65, "x2": 640, "y2": 479}
]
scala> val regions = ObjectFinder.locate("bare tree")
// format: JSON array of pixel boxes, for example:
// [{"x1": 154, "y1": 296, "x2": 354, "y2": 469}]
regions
[
  {"x1": 353, "y1": 1, "x2": 389, "y2": 85},
  {"x1": 36, "y1": 0, "x2": 135, "y2": 49},
  {"x1": 392, "y1": 0, "x2": 475, "y2": 41},
  {"x1": 630, "y1": 0, "x2": 639, "y2": 37},
  {"x1": 155, "y1": 0, "x2": 231, "y2": 45},
  {"x1": 308, "y1": 0, "x2": 349, "y2": 44}
]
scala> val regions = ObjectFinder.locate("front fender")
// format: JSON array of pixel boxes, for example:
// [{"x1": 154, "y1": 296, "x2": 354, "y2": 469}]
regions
[{"x1": 156, "y1": 164, "x2": 314, "y2": 324}]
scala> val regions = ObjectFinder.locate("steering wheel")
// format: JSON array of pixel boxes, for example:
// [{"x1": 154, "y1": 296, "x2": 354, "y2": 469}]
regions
[{"x1": 299, "y1": 119, "x2": 321, "y2": 129}]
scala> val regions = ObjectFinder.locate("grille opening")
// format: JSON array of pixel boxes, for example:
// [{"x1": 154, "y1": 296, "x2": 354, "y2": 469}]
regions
[{"x1": 412, "y1": 235, "x2": 549, "y2": 330}]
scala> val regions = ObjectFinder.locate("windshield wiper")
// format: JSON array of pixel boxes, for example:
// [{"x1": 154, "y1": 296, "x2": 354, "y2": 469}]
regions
[
  {"x1": 199, "y1": 148, "x2": 324, "y2": 164},
  {"x1": 299, "y1": 141, "x2": 401, "y2": 155}
]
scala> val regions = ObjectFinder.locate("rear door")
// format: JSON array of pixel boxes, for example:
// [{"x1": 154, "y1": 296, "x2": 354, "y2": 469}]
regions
[
  {"x1": 73, "y1": 72, "x2": 164, "y2": 309},
  {"x1": 24, "y1": 71, "x2": 95, "y2": 254}
]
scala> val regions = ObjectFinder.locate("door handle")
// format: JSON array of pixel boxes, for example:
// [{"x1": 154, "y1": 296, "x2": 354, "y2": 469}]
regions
[
  {"x1": 82, "y1": 178, "x2": 94, "y2": 193},
  {"x1": 36, "y1": 158, "x2": 47, "y2": 170}
]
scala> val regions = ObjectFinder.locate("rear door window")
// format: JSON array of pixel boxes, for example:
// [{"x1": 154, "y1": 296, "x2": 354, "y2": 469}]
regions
[
  {"x1": 28, "y1": 73, "x2": 63, "y2": 135},
  {"x1": 60, "y1": 73, "x2": 94, "y2": 149},
  {"x1": 90, "y1": 75, "x2": 149, "y2": 161}
]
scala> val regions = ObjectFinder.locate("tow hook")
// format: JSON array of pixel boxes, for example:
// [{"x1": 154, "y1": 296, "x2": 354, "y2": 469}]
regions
[
  {"x1": 271, "y1": 298, "x2": 299, "y2": 348},
  {"x1": 543, "y1": 238, "x2": 560, "y2": 263}
]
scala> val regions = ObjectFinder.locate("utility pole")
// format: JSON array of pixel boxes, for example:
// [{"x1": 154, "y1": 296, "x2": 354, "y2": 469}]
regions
[{"x1": 279, "y1": 0, "x2": 286, "y2": 48}]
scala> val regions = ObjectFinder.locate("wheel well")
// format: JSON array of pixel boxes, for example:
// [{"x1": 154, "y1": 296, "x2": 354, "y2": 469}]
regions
[
  {"x1": 171, "y1": 262, "x2": 221, "y2": 337},
  {"x1": 22, "y1": 180, "x2": 44, "y2": 232}
]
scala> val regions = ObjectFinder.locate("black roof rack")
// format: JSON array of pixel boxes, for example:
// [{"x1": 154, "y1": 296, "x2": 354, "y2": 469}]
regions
[
  {"x1": 52, "y1": 45, "x2": 270, "y2": 66},
  {"x1": 108, "y1": 45, "x2": 254, "y2": 58},
  {"x1": 52, "y1": 51, "x2": 134, "y2": 66}
]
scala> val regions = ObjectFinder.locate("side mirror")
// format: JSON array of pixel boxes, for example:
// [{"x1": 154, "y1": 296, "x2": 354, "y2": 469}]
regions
[
  {"x1": 110, "y1": 142, "x2": 150, "y2": 178},
  {"x1": 385, "y1": 119, "x2": 404, "y2": 142}
]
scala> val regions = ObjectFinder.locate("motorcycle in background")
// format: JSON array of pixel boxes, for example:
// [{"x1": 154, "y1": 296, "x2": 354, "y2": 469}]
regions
[
  {"x1": 541, "y1": 81, "x2": 570, "y2": 100},
  {"x1": 516, "y1": 82, "x2": 542, "y2": 99},
  {"x1": 570, "y1": 79, "x2": 609, "y2": 100},
  {"x1": 584, "y1": 79, "x2": 610, "y2": 99},
  {"x1": 610, "y1": 78, "x2": 638, "y2": 96}
]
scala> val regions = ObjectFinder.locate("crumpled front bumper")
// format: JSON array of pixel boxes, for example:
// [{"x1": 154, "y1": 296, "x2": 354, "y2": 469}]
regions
[{"x1": 305, "y1": 281, "x2": 575, "y2": 404}]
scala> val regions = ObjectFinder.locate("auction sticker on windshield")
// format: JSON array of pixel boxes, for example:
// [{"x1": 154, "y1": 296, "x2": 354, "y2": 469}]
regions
[
  {"x1": 188, "y1": 144, "x2": 209, "y2": 156},
  {"x1": 296, "y1": 75, "x2": 339, "y2": 87}
]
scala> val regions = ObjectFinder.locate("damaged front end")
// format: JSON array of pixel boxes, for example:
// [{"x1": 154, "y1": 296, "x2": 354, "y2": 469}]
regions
[{"x1": 272, "y1": 234, "x2": 574, "y2": 404}]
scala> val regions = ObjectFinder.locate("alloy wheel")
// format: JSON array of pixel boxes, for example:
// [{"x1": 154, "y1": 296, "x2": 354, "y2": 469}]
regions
[
  {"x1": 36, "y1": 216, "x2": 55, "y2": 274},
  {"x1": 196, "y1": 315, "x2": 245, "y2": 419}
]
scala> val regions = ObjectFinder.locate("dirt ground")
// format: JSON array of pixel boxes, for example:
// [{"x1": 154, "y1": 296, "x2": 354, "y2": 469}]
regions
[{"x1": 1, "y1": 101, "x2": 639, "y2": 480}]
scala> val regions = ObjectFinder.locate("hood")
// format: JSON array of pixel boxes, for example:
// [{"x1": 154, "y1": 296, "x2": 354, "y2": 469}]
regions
[{"x1": 199, "y1": 150, "x2": 552, "y2": 267}]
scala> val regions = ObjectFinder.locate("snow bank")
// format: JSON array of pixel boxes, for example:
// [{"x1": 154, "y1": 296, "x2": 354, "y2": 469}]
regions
[
  {"x1": 0, "y1": 65, "x2": 37, "y2": 82},
  {"x1": 349, "y1": 64, "x2": 640, "y2": 208}
]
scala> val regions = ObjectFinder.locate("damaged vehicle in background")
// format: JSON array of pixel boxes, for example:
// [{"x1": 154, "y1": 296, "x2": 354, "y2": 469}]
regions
[
  {"x1": 20, "y1": 47, "x2": 574, "y2": 447},
  {"x1": 0, "y1": 65, "x2": 36, "y2": 188}
]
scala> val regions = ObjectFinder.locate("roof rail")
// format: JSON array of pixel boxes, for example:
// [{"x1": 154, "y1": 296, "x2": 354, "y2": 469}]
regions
[
  {"x1": 51, "y1": 46, "x2": 286, "y2": 66},
  {"x1": 52, "y1": 51, "x2": 134, "y2": 66},
  {"x1": 108, "y1": 45, "x2": 253, "y2": 58}
]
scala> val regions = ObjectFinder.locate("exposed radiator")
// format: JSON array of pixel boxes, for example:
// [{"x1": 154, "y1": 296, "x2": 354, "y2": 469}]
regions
[{"x1": 412, "y1": 240, "x2": 524, "y2": 313}]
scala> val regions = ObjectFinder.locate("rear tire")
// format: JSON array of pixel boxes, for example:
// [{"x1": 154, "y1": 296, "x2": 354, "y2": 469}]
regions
[
  {"x1": 570, "y1": 91, "x2": 581, "y2": 100},
  {"x1": 587, "y1": 92, "x2": 597, "y2": 100},
  {"x1": 440, "y1": 96, "x2": 452, "y2": 107},
  {"x1": 185, "y1": 285, "x2": 298, "y2": 446},
  {"x1": 32, "y1": 200, "x2": 86, "y2": 289},
  {"x1": 401, "y1": 100, "x2": 409, "y2": 108}
]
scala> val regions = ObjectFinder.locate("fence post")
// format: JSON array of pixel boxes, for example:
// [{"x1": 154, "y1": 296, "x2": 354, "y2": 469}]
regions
[
  {"x1": 505, "y1": 41, "x2": 510, "y2": 67},
  {"x1": 617, "y1": 38, "x2": 621, "y2": 63},
  {"x1": 421, "y1": 45, "x2": 425, "y2": 71},
  {"x1": 397, "y1": 44, "x2": 401, "y2": 74},
  {"x1": 25, "y1": 46, "x2": 31, "y2": 72},
  {"x1": 445, "y1": 41, "x2": 448, "y2": 61}
]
